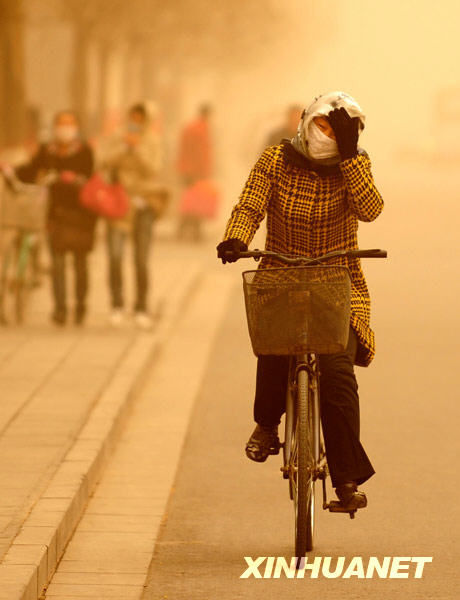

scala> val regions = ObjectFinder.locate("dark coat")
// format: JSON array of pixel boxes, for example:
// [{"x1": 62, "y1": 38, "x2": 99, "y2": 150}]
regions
[{"x1": 16, "y1": 141, "x2": 97, "y2": 252}]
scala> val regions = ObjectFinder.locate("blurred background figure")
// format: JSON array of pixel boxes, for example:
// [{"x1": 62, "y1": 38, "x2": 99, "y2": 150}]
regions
[
  {"x1": 100, "y1": 102, "x2": 163, "y2": 330},
  {"x1": 14, "y1": 110, "x2": 96, "y2": 326},
  {"x1": 176, "y1": 104, "x2": 215, "y2": 241},
  {"x1": 264, "y1": 104, "x2": 303, "y2": 148}
]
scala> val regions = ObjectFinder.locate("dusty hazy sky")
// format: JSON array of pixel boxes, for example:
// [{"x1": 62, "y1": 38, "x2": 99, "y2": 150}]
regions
[{"x1": 212, "y1": 0, "x2": 460, "y2": 171}]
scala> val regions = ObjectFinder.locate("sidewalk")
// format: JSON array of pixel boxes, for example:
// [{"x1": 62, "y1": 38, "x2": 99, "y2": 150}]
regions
[
  {"x1": 42, "y1": 267, "x2": 235, "y2": 600},
  {"x1": 0, "y1": 233, "x2": 214, "y2": 599}
]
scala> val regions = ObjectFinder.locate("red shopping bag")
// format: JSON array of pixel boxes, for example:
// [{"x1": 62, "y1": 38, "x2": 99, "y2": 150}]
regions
[
  {"x1": 179, "y1": 179, "x2": 219, "y2": 219},
  {"x1": 80, "y1": 173, "x2": 129, "y2": 219}
]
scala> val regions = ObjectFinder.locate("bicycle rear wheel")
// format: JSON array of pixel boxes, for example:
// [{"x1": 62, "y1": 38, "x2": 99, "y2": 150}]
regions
[{"x1": 0, "y1": 233, "x2": 18, "y2": 325}]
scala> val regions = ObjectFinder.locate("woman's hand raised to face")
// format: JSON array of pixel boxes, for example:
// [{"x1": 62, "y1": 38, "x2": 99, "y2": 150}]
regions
[{"x1": 327, "y1": 107, "x2": 360, "y2": 161}]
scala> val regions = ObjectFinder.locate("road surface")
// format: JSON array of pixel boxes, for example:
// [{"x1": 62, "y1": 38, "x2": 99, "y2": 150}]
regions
[{"x1": 142, "y1": 272, "x2": 458, "y2": 599}]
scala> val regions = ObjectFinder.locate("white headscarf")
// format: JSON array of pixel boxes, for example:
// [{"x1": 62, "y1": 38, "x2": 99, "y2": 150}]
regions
[{"x1": 292, "y1": 91, "x2": 366, "y2": 165}]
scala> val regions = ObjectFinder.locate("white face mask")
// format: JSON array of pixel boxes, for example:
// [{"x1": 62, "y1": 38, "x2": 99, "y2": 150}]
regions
[
  {"x1": 306, "y1": 121, "x2": 338, "y2": 160},
  {"x1": 54, "y1": 125, "x2": 78, "y2": 144}
]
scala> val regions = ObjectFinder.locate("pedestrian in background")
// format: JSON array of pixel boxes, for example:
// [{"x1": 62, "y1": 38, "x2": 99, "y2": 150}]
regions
[
  {"x1": 264, "y1": 104, "x2": 303, "y2": 149},
  {"x1": 176, "y1": 104, "x2": 214, "y2": 241},
  {"x1": 101, "y1": 102, "x2": 162, "y2": 329},
  {"x1": 15, "y1": 110, "x2": 96, "y2": 326}
]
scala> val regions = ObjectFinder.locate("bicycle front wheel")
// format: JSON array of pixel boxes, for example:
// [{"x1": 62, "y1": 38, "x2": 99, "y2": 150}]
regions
[
  {"x1": 294, "y1": 366, "x2": 317, "y2": 559},
  {"x1": 15, "y1": 233, "x2": 36, "y2": 324}
]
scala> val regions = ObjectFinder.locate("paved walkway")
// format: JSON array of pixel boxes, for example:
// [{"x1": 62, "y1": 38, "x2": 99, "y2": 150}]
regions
[
  {"x1": 42, "y1": 266, "x2": 234, "y2": 599},
  {"x1": 0, "y1": 233, "x2": 213, "y2": 569}
]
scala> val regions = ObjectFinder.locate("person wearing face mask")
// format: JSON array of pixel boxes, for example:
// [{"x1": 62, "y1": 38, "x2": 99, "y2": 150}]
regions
[
  {"x1": 15, "y1": 110, "x2": 96, "y2": 326},
  {"x1": 100, "y1": 102, "x2": 163, "y2": 329},
  {"x1": 216, "y1": 91, "x2": 384, "y2": 511}
]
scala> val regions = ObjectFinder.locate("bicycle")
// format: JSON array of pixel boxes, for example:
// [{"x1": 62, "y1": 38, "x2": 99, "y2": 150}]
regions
[
  {"x1": 0, "y1": 171, "x2": 48, "y2": 325},
  {"x1": 231, "y1": 246, "x2": 387, "y2": 564}
]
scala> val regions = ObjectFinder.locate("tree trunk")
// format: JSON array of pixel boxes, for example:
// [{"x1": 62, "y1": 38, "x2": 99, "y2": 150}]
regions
[
  {"x1": 0, "y1": 0, "x2": 27, "y2": 148},
  {"x1": 96, "y1": 41, "x2": 110, "y2": 132},
  {"x1": 70, "y1": 25, "x2": 90, "y2": 131}
]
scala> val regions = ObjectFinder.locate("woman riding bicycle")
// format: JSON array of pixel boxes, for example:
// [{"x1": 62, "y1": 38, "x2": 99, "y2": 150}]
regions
[{"x1": 217, "y1": 91, "x2": 384, "y2": 510}]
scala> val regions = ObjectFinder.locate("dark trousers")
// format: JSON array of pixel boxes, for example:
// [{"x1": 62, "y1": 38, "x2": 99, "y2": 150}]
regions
[
  {"x1": 107, "y1": 208, "x2": 154, "y2": 312},
  {"x1": 254, "y1": 327, "x2": 375, "y2": 487},
  {"x1": 50, "y1": 248, "x2": 88, "y2": 314}
]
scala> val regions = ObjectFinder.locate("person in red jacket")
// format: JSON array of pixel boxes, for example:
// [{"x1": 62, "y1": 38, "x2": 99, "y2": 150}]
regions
[{"x1": 176, "y1": 104, "x2": 214, "y2": 240}]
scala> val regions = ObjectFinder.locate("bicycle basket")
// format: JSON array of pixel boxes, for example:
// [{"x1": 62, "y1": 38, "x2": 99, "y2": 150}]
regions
[
  {"x1": 0, "y1": 178, "x2": 47, "y2": 231},
  {"x1": 242, "y1": 265, "x2": 351, "y2": 356}
]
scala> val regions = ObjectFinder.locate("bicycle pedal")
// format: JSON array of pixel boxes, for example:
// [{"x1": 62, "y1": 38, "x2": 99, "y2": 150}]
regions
[
  {"x1": 324, "y1": 500, "x2": 358, "y2": 518},
  {"x1": 280, "y1": 466, "x2": 289, "y2": 479}
]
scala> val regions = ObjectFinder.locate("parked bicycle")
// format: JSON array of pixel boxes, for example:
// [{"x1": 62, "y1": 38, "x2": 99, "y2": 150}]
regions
[
  {"x1": 0, "y1": 171, "x2": 48, "y2": 324},
  {"x1": 230, "y1": 246, "x2": 387, "y2": 563}
]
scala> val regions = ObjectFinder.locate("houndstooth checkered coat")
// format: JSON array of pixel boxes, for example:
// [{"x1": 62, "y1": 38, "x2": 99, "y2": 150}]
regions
[{"x1": 222, "y1": 142, "x2": 384, "y2": 367}]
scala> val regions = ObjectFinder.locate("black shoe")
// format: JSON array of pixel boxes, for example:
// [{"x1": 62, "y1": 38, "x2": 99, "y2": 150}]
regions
[
  {"x1": 51, "y1": 309, "x2": 66, "y2": 326},
  {"x1": 335, "y1": 482, "x2": 367, "y2": 509},
  {"x1": 75, "y1": 305, "x2": 86, "y2": 326},
  {"x1": 245, "y1": 424, "x2": 281, "y2": 462}
]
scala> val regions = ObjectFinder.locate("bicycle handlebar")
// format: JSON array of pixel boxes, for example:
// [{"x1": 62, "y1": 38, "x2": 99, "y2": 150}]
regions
[
  {"x1": 228, "y1": 247, "x2": 387, "y2": 265},
  {"x1": 1, "y1": 169, "x2": 87, "y2": 193}
]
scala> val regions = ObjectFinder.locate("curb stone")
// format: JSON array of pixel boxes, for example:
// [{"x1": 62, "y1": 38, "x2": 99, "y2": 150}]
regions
[{"x1": 0, "y1": 266, "x2": 202, "y2": 600}]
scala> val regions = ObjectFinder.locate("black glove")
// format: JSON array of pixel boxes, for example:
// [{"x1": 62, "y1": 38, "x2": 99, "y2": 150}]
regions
[
  {"x1": 327, "y1": 107, "x2": 360, "y2": 160},
  {"x1": 216, "y1": 238, "x2": 248, "y2": 264}
]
